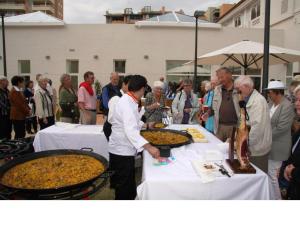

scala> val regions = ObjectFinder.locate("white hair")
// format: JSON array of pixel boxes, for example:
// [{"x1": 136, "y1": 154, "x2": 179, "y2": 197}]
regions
[
  {"x1": 294, "y1": 85, "x2": 300, "y2": 95},
  {"x1": 234, "y1": 75, "x2": 254, "y2": 88},
  {"x1": 205, "y1": 81, "x2": 212, "y2": 91},
  {"x1": 38, "y1": 75, "x2": 48, "y2": 83},
  {"x1": 153, "y1": 80, "x2": 164, "y2": 89}
]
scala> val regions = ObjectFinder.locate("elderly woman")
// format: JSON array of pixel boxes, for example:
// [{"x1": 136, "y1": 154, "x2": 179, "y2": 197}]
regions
[
  {"x1": 35, "y1": 75, "x2": 55, "y2": 130},
  {"x1": 265, "y1": 81, "x2": 295, "y2": 200},
  {"x1": 9, "y1": 76, "x2": 31, "y2": 139},
  {"x1": 172, "y1": 79, "x2": 199, "y2": 124},
  {"x1": 201, "y1": 75, "x2": 219, "y2": 133},
  {"x1": 144, "y1": 81, "x2": 166, "y2": 123},
  {"x1": 280, "y1": 85, "x2": 300, "y2": 199},
  {"x1": 59, "y1": 74, "x2": 79, "y2": 123}
]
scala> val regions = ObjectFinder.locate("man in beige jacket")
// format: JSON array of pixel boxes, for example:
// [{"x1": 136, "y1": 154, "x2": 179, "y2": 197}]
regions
[
  {"x1": 207, "y1": 67, "x2": 240, "y2": 141},
  {"x1": 234, "y1": 75, "x2": 272, "y2": 173}
]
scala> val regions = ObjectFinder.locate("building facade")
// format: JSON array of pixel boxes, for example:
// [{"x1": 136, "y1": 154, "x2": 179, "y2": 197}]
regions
[
  {"x1": 105, "y1": 6, "x2": 172, "y2": 24},
  {"x1": 218, "y1": 0, "x2": 300, "y2": 85},
  {"x1": 0, "y1": 0, "x2": 63, "y2": 19},
  {"x1": 0, "y1": 12, "x2": 286, "y2": 93}
]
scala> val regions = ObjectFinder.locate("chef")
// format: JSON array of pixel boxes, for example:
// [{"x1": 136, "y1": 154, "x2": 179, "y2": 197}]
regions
[{"x1": 109, "y1": 74, "x2": 160, "y2": 200}]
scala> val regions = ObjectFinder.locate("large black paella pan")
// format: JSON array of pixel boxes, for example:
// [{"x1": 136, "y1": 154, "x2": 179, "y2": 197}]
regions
[
  {"x1": 0, "y1": 149, "x2": 108, "y2": 194},
  {"x1": 140, "y1": 129, "x2": 193, "y2": 157}
]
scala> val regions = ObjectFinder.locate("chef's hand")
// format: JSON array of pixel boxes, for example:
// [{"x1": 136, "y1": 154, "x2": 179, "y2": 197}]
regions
[
  {"x1": 144, "y1": 143, "x2": 160, "y2": 159},
  {"x1": 284, "y1": 164, "x2": 295, "y2": 181}
]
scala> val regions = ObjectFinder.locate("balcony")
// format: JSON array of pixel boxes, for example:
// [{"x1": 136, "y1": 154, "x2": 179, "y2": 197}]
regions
[
  {"x1": 0, "y1": 3, "x2": 25, "y2": 11},
  {"x1": 32, "y1": 5, "x2": 55, "y2": 14},
  {"x1": 33, "y1": 0, "x2": 55, "y2": 5}
]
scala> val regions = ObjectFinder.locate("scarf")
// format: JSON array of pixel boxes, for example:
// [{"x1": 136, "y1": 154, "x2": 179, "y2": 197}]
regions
[{"x1": 79, "y1": 81, "x2": 94, "y2": 96}]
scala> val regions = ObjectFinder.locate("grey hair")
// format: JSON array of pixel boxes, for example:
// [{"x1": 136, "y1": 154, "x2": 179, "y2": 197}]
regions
[
  {"x1": 234, "y1": 75, "x2": 254, "y2": 88},
  {"x1": 183, "y1": 78, "x2": 193, "y2": 85},
  {"x1": 38, "y1": 75, "x2": 48, "y2": 83},
  {"x1": 217, "y1": 67, "x2": 232, "y2": 74},
  {"x1": 110, "y1": 72, "x2": 119, "y2": 79},
  {"x1": 294, "y1": 85, "x2": 300, "y2": 95},
  {"x1": 60, "y1": 73, "x2": 70, "y2": 84}
]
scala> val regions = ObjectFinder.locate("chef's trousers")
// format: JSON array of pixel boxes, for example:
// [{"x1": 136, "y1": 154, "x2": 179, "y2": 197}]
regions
[{"x1": 109, "y1": 153, "x2": 136, "y2": 200}]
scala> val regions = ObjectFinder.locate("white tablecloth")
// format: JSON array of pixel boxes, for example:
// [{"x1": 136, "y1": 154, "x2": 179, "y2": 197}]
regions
[
  {"x1": 33, "y1": 122, "x2": 109, "y2": 159},
  {"x1": 137, "y1": 124, "x2": 270, "y2": 200}
]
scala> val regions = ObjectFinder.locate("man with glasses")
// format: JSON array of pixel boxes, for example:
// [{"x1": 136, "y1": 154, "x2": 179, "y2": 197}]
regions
[{"x1": 203, "y1": 67, "x2": 240, "y2": 141}]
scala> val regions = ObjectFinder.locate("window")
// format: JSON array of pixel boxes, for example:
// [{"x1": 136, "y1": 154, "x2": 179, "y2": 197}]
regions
[
  {"x1": 281, "y1": 0, "x2": 288, "y2": 14},
  {"x1": 18, "y1": 60, "x2": 30, "y2": 74},
  {"x1": 71, "y1": 75, "x2": 78, "y2": 91},
  {"x1": 251, "y1": 1, "x2": 260, "y2": 20},
  {"x1": 114, "y1": 60, "x2": 126, "y2": 73},
  {"x1": 234, "y1": 16, "x2": 241, "y2": 27},
  {"x1": 124, "y1": 8, "x2": 133, "y2": 14},
  {"x1": 143, "y1": 6, "x2": 151, "y2": 13},
  {"x1": 66, "y1": 60, "x2": 79, "y2": 74}
]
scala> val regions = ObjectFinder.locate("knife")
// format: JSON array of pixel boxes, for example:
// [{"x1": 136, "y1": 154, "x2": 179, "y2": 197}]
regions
[{"x1": 214, "y1": 163, "x2": 231, "y2": 178}]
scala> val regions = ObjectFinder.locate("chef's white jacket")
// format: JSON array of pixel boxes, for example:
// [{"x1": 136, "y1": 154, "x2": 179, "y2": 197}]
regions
[{"x1": 109, "y1": 94, "x2": 148, "y2": 156}]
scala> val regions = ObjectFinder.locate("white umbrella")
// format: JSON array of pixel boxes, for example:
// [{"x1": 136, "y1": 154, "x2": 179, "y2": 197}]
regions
[
  {"x1": 186, "y1": 40, "x2": 300, "y2": 73},
  {"x1": 167, "y1": 64, "x2": 210, "y2": 76}
]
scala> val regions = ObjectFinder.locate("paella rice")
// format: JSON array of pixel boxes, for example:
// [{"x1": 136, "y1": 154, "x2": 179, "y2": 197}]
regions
[
  {"x1": 1, "y1": 155, "x2": 105, "y2": 189},
  {"x1": 141, "y1": 131, "x2": 189, "y2": 145}
]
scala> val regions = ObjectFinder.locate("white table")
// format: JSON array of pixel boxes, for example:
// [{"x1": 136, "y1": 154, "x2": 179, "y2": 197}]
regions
[
  {"x1": 33, "y1": 122, "x2": 109, "y2": 159},
  {"x1": 137, "y1": 124, "x2": 270, "y2": 200}
]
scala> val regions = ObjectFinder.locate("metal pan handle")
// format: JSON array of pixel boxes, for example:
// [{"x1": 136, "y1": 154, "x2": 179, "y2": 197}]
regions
[
  {"x1": 99, "y1": 170, "x2": 115, "y2": 179},
  {"x1": 80, "y1": 147, "x2": 94, "y2": 152}
]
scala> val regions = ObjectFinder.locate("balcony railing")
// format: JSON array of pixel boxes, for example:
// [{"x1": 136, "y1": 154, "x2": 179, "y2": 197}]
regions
[
  {"x1": 32, "y1": 5, "x2": 55, "y2": 13},
  {"x1": 0, "y1": 3, "x2": 25, "y2": 10}
]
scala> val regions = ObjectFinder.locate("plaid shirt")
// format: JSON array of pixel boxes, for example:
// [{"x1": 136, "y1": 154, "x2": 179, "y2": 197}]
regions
[{"x1": 0, "y1": 88, "x2": 10, "y2": 116}]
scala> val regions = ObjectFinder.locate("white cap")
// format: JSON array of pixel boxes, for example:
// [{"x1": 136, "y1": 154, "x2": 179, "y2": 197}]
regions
[
  {"x1": 265, "y1": 80, "x2": 285, "y2": 90},
  {"x1": 293, "y1": 75, "x2": 300, "y2": 82},
  {"x1": 0, "y1": 75, "x2": 7, "y2": 81},
  {"x1": 153, "y1": 80, "x2": 164, "y2": 88}
]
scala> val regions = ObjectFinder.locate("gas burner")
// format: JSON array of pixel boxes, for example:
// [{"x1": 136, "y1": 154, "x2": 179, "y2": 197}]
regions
[{"x1": 0, "y1": 137, "x2": 35, "y2": 161}]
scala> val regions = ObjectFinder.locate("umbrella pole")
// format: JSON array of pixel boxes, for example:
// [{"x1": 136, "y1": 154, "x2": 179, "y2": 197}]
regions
[
  {"x1": 193, "y1": 16, "x2": 199, "y2": 91},
  {"x1": 1, "y1": 13, "x2": 7, "y2": 77},
  {"x1": 262, "y1": 0, "x2": 271, "y2": 96}
]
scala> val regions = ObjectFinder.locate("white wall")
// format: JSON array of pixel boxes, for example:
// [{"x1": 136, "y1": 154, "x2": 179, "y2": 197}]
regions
[{"x1": 0, "y1": 24, "x2": 284, "y2": 91}]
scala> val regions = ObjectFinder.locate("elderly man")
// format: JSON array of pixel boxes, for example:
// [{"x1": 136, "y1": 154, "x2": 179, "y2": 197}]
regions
[
  {"x1": 234, "y1": 75, "x2": 272, "y2": 173},
  {"x1": 203, "y1": 67, "x2": 239, "y2": 141},
  {"x1": 172, "y1": 79, "x2": 199, "y2": 124},
  {"x1": 78, "y1": 71, "x2": 97, "y2": 125},
  {"x1": 0, "y1": 76, "x2": 12, "y2": 139},
  {"x1": 101, "y1": 72, "x2": 121, "y2": 116}
]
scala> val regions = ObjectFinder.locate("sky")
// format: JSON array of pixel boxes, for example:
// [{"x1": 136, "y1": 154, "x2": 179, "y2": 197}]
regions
[{"x1": 64, "y1": 0, "x2": 239, "y2": 24}]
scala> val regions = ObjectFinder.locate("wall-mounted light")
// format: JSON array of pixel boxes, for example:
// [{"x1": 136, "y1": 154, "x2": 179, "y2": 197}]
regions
[
  {"x1": 45, "y1": 55, "x2": 50, "y2": 60},
  {"x1": 69, "y1": 49, "x2": 75, "y2": 52},
  {"x1": 144, "y1": 55, "x2": 149, "y2": 59},
  {"x1": 94, "y1": 55, "x2": 99, "y2": 60}
]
